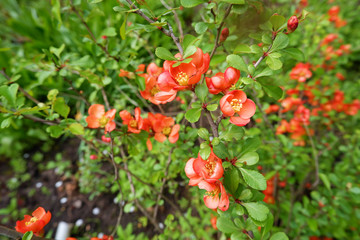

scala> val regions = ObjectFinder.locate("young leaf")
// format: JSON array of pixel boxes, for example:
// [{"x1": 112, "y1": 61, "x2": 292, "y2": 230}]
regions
[
  {"x1": 198, "y1": 128, "x2": 209, "y2": 140},
  {"x1": 68, "y1": 123, "x2": 85, "y2": 135},
  {"x1": 221, "y1": 0, "x2": 245, "y2": 4},
  {"x1": 270, "y1": 33, "x2": 289, "y2": 52},
  {"x1": 183, "y1": 45, "x2": 197, "y2": 59},
  {"x1": 199, "y1": 144, "x2": 211, "y2": 160},
  {"x1": 206, "y1": 103, "x2": 218, "y2": 111},
  {"x1": 155, "y1": 47, "x2": 177, "y2": 61},
  {"x1": 180, "y1": 0, "x2": 207, "y2": 8},
  {"x1": 194, "y1": 22, "x2": 208, "y2": 34},
  {"x1": 22, "y1": 231, "x2": 33, "y2": 240},
  {"x1": 237, "y1": 152, "x2": 259, "y2": 166},
  {"x1": 195, "y1": 83, "x2": 208, "y2": 102},
  {"x1": 242, "y1": 202, "x2": 269, "y2": 221},
  {"x1": 0, "y1": 83, "x2": 19, "y2": 107},
  {"x1": 234, "y1": 43, "x2": 252, "y2": 54},
  {"x1": 216, "y1": 216, "x2": 240, "y2": 234},
  {"x1": 266, "y1": 54, "x2": 283, "y2": 70},
  {"x1": 269, "y1": 15, "x2": 286, "y2": 31},
  {"x1": 185, "y1": 108, "x2": 202, "y2": 123},
  {"x1": 226, "y1": 54, "x2": 248, "y2": 73},
  {"x1": 240, "y1": 168, "x2": 266, "y2": 190},
  {"x1": 53, "y1": 97, "x2": 70, "y2": 118},
  {"x1": 270, "y1": 232, "x2": 289, "y2": 240}
]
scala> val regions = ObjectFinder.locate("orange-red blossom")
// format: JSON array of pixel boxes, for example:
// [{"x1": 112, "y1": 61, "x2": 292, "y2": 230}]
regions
[
  {"x1": 206, "y1": 67, "x2": 240, "y2": 95},
  {"x1": 86, "y1": 104, "x2": 116, "y2": 134},
  {"x1": 15, "y1": 207, "x2": 51, "y2": 236},
  {"x1": 220, "y1": 90, "x2": 256, "y2": 126}
]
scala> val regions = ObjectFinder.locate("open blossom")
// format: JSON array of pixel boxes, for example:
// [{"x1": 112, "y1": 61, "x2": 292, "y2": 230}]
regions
[
  {"x1": 290, "y1": 63, "x2": 312, "y2": 82},
  {"x1": 86, "y1": 104, "x2": 116, "y2": 134},
  {"x1": 198, "y1": 180, "x2": 229, "y2": 211},
  {"x1": 220, "y1": 90, "x2": 256, "y2": 126},
  {"x1": 155, "y1": 48, "x2": 209, "y2": 102},
  {"x1": 185, "y1": 151, "x2": 224, "y2": 186},
  {"x1": 15, "y1": 207, "x2": 51, "y2": 236},
  {"x1": 140, "y1": 63, "x2": 177, "y2": 104},
  {"x1": 294, "y1": 105, "x2": 310, "y2": 125},
  {"x1": 119, "y1": 107, "x2": 143, "y2": 133},
  {"x1": 206, "y1": 67, "x2": 240, "y2": 94},
  {"x1": 147, "y1": 113, "x2": 180, "y2": 144}
]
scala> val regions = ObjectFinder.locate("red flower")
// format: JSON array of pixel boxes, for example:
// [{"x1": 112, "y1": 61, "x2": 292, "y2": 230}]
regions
[
  {"x1": 185, "y1": 151, "x2": 224, "y2": 186},
  {"x1": 147, "y1": 113, "x2": 180, "y2": 144},
  {"x1": 156, "y1": 48, "x2": 209, "y2": 101},
  {"x1": 86, "y1": 104, "x2": 116, "y2": 134},
  {"x1": 290, "y1": 63, "x2": 312, "y2": 82},
  {"x1": 294, "y1": 105, "x2": 310, "y2": 125},
  {"x1": 206, "y1": 67, "x2": 240, "y2": 94},
  {"x1": 328, "y1": 6, "x2": 340, "y2": 16},
  {"x1": 265, "y1": 104, "x2": 280, "y2": 114},
  {"x1": 321, "y1": 34, "x2": 338, "y2": 46},
  {"x1": 220, "y1": 90, "x2": 256, "y2": 126},
  {"x1": 15, "y1": 207, "x2": 51, "y2": 236},
  {"x1": 220, "y1": 27, "x2": 229, "y2": 42},
  {"x1": 119, "y1": 107, "x2": 143, "y2": 134},
  {"x1": 101, "y1": 135, "x2": 111, "y2": 143},
  {"x1": 210, "y1": 216, "x2": 217, "y2": 230},
  {"x1": 90, "y1": 155, "x2": 98, "y2": 160},
  {"x1": 198, "y1": 180, "x2": 229, "y2": 211}
]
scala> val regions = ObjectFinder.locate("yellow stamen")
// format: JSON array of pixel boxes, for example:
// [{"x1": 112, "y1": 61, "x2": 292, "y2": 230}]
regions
[
  {"x1": 99, "y1": 116, "x2": 109, "y2": 127},
  {"x1": 230, "y1": 99, "x2": 243, "y2": 112},
  {"x1": 150, "y1": 86, "x2": 160, "y2": 96},
  {"x1": 175, "y1": 72, "x2": 189, "y2": 86},
  {"x1": 130, "y1": 119, "x2": 138, "y2": 128},
  {"x1": 205, "y1": 160, "x2": 216, "y2": 175},
  {"x1": 162, "y1": 127, "x2": 171, "y2": 135},
  {"x1": 25, "y1": 217, "x2": 38, "y2": 226}
]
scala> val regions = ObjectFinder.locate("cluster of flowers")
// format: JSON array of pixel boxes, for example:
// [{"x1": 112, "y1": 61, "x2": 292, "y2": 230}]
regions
[
  {"x1": 185, "y1": 150, "x2": 229, "y2": 211},
  {"x1": 321, "y1": 33, "x2": 351, "y2": 63},
  {"x1": 327, "y1": 5, "x2": 346, "y2": 28},
  {"x1": 267, "y1": 79, "x2": 359, "y2": 146},
  {"x1": 85, "y1": 104, "x2": 180, "y2": 150},
  {"x1": 15, "y1": 207, "x2": 51, "y2": 236}
]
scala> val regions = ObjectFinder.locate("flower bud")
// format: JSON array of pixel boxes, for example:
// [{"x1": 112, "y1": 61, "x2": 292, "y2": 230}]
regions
[
  {"x1": 287, "y1": 15, "x2": 299, "y2": 33},
  {"x1": 220, "y1": 27, "x2": 229, "y2": 42}
]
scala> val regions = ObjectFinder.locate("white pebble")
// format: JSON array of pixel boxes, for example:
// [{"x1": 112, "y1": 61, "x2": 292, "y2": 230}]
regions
[{"x1": 92, "y1": 207, "x2": 100, "y2": 215}]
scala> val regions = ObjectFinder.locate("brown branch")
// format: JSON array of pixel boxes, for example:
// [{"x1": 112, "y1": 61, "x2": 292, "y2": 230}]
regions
[
  {"x1": 160, "y1": 0, "x2": 184, "y2": 40},
  {"x1": 153, "y1": 148, "x2": 174, "y2": 220},
  {"x1": 204, "y1": 108, "x2": 219, "y2": 138},
  {"x1": 101, "y1": 87, "x2": 111, "y2": 110},
  {"x1": 209, "y1": 4, "x2": 233, "y2": 59},
  {"x1": 0, "y1": 225, "x2": 52, "y2": 240},
  {"x1": 124, "y1": 0, "x2": 183, "y2": 55}
]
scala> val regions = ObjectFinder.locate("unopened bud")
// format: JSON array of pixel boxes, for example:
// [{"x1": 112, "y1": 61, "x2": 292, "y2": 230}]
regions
[
  {"x1": 287, "y1": 15, "x2": 299, "y2": 33},
  {"x1": 220, "y1": 27, "x2": 229, "y2": 42}
]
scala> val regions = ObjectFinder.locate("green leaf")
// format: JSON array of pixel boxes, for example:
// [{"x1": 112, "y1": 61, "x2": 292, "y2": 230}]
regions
[
  {"x1": 88, "y1": 0, "x2": 103, "y2": 3},
  {"x1": 68, "y1": 123, "x2": 85, "y2": 135},
  {"x1": 194, "y1": 22, "x2": 208, "y2": 34},
  {"x1": 183, "y1": 45, "x2": 197, "y2": 59},
  {"x1": 79, "y1": 70, "x2": 103, "y2": 86},
  {"x1": 234, "y1": 44, "x2": 252, "y2": 54},
  {"x1": 239, "y1": 189, "x2": 253, "y2": 200},
  {"x1": 224, "y1": 166, "x2": 240, "y2": 195},
  {"x1": 22, "y1": 231, "x2": 33, "y2": 240},
  {"x1": 180, "y1": 0, "x2": 207, "y2": 8},
  {"x1": 250, "y1": 44, "x2": 263, "y2": 53},
  {"x1": 46, "y1": 125, "x2": 64, "y2": 138},
  {"x1": 1, "y1": 117, "x2": 12, "y2": 128},
  {"x1": 221, "y1": 0, "x2": 245, "y2": 4},
  {"x1": 102, "y1": 27, "x2": 117, "y2": 37},
  {"x1": 269, "y1": 15, "x2": 286, "y2": 31},
  {"x1": 220, "y1": 125, "x2": 244, "y2": 141},
  {"x1": 266, "y1": 55, "x2": 283, "y2": 70},
  {"x1": 281, "y1": 48, "x2": 304, "y2": 61},
  {"x1": 120, "y1": 15, "x2": 127, "y2": 40},
  {"x1": 185, "y1": 108, "x2": 202, "y2": 123},
  {"x1": 206, "y1": 103, "x2": 218, "y2": 111},
  {"x1": 226, "y1": 54, "x2": 248, "y2": 73},
  {"x1": 239, "y1": 137, "x2": 260, "y2": 155},
  {"x1": 217, "y1": 216, "x2": 240, "y2": 234},
  {"x1": 270, "y1": 232, "x2": 289, "y2": 240},
  {"x1": 319, "y1": 173, "x2": 331, "y2": 191},
  {"x1": 254, "y1": 68, "x2": 273, "y2": 78},
  {"x1": 155, "y1": 47, "x2": 177, "y2": 61},
  {"x1": 213, "y1": 142, "x2": 229, "y2": 159},
  {"x1": 242, "y1": 202, "x2": 269, "y2": 221},
  {"x1": 195, "y1": 84, "x2": 208, "y2": 102},
  {"x1": 199, "y1": 144, "x2": 211, "y2": 160},
  {"x1": 237, "y1": 152, "x2": 259, "y2": 166},
  {"x1": 270, "y1": 33, "x2": 289, "y2": 52},
  {"x1": 50, "y1": 44, "x2": 65, "y2": 59},
  {"x1": 53, "y1": 97, "x2": 70, "y2": 118},
  {"x1": 262, "y1": 212, "x2": 274, "y2": 239},
  {"x1": 47, "y1": 89, "x2": 59, "y2": 101},
  {"x1": 0, "y1": 83, "x2": 18, "y2": 107},
  {"x1": 262, "y1": 84, "x2": 283, "y2": 100},
  {"x1": 240, "y1": 168, "x2": 266, "y2": 190},
  {"x1": 198, "y1": 128, "x2": 209, "y2": 140}
]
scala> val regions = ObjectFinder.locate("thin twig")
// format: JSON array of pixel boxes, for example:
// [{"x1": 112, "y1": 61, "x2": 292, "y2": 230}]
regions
[
  {"x1": 160, "y1": 0, "x2": 183, "y2": 40},
  {"x1": 153, "y1": 148, "x2": 174, "y2": 220},
  {"x1": 124, "y1": 0, "x2": 183, "y2": 55},
  {"x1": 101, "y1": 87, "x2": 111, "y2": 110},
  {"x1": 204, "y1": 108, "x2": 219, "y2": 137},
  {"x1": 209, "y1": 4, "x2": 233, "y2": 59},
  {"x1": 0, "y1": 225, "x2": 52, "y2": 240}
]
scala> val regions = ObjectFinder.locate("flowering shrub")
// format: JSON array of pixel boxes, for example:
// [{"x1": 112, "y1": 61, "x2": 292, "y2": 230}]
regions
[{"x1": 0, "y1": 0, "x2": 359, "y2": 240}]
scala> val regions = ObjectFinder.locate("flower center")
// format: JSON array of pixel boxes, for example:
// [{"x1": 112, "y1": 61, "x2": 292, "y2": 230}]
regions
[
  {"x1": 150, "y1": 86, "x2": 160, "y2": 96},
  {"x1": 130, "y1": 119, "x2": 138, "y2": 128},
  {"x1": 25, "y1": 217, "x2": 38, "y2": 226},
  {"x1": 206, "y1": 187, "x2": 220, "y2": 197},
  {"x1": 205, "y1": 160, "x2": 216, "y2": 175},
  {"x1": 175, "y1": 72, "x2": 189, "y2": 86},
  {"x1": 162, "y1": 127, "x2": 171, "y2": 135},
  {"x1": 230, "y1": 99, "x2": 243, "y2": 112},
  {"x1": 99, "y1": 116, "x2": 109, "y2": 127}
]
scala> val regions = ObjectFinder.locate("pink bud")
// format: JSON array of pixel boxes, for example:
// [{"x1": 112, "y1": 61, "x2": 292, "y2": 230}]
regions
[{"x1": 90, "y1": 155, "x2": 98, "y2": 160}]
